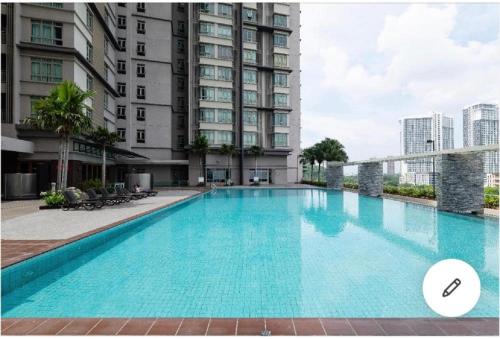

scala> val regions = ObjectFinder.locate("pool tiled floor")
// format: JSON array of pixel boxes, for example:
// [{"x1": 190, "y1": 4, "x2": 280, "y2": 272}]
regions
[{"x1": 1, "y1": 318, "x2": 498, "y2": 336}]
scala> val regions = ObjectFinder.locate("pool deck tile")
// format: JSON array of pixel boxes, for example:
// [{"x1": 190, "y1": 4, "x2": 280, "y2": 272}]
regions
[
  {"x1": 348, "y1": 318, "x2": 386, "y2": 336},
  {"x1": 206, "y1": 318, "x2": 237, "y2": 335},
  {"x1": 432, "y1": 318, "x2": 477, "y2": 336},
  {"x1": 118, "y1": 318, "x2": 156, "y2": 335},
  {"x1": 1, "y1": 318, "x2": 47, "y2": 335},
  {"x1": 26, "y1": 318, "x2": 72, "y2": 335},
  {"x1": 235, "y1": 318, "x2": 265, "y2": 335},
  {"x1": 375, "y1": 319, "x2": 416, "y2": 336},
  {"x1": 265, "y1": 318, "x2": 296, "y2": 335},
  {"x1": 404, "y1": 319, "x2": 446, "y2": 336},
  {"x1": 87, "y1": 318, "x2": 129, "y2": 335},
  {"x1": 321, "y1": 318, "x2": 356, "y2": 335},
  {"x1": 55, "y1": 318, "x2": 101, "y2": 335},
  {"x1": 176, "y1": 318, "x2": 210, "y2": 335},
  {"x1": 146, "y1": 318, "x2": 183, "y2": 335},
  {"x1": 292, "y1": 318, "x2": 326, "y2": 335}
]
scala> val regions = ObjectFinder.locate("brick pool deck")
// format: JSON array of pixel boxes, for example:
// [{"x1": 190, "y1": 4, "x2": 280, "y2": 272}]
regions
[{"x1": 2, "y1": 187, "x2": 498, "y2": 336}]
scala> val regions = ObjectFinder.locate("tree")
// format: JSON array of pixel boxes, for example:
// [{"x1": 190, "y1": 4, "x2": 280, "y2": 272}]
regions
[
  {"x1": 314, "y1": 138, "x2": 348, "y2": 182},
  {"x1": 248, "y1": 145, "x2": 264, "y2": 181},
  {"x1": 300, "y1": 147, "x2": 316, "y2": 181},
  {"x1": 191, "y1": 134, "x2": 209, "y2": 181},
  {"x1": 311, "y1": 144, "x2": 325, "y2": 182},
  {"x1": 24, "y1": 81, "x2": 94, "y2": 189},
  {"x1": 90, "y1": 126, "x2": 121, "y2": 187},
  {"x1": 220, "y1": 143, "x2": 236, "y2": 185}
]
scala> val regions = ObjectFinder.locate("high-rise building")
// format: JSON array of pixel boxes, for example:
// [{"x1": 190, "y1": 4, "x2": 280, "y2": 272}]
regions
[
  {"x1": 386, "y1": 160, "x2": 395, "y2": 175},
  {"x1": 1, "y1": 3, "x2": 302, "y2": 191},
  {"x1": 399, "y1": 113, "x2": 454, "y2": 185},
  {"x1": 463, "y1": 103, "x2": 498, "y2": 178}
]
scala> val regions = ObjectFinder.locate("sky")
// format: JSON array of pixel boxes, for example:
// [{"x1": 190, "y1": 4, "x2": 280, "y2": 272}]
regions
[{"x1": 300, "y1": 3, "x2": 500, "y2": 162}]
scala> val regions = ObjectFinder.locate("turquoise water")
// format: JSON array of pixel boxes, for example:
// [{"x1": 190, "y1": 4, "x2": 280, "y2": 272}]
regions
[{"x1": 2, "y1": 189, "x2": 498, "y2": 317}]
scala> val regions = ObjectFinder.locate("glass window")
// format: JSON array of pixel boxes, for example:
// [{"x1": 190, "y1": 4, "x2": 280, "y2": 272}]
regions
[
  {"x1": 207, "y1": 168, "x2": 229, "y2": 183},
  {"x1": 86, "y1": 8, "x2": 93, "y2": 30},
  {"x1": 178, "y1": 21, "x2": 185, "y2": 34},
  {"x1": 136, "y1": 129, "x2": 145, "y2": 143},
  {"x1": 137, "y1": 41, "x2": 145, "y2": 55},
  {"x1": 199, "y1": 43, "x2": 215, "y2": 58},
  {"x1": 217, "y1": 67, "x2": 232, "y2": 81},
  {"x1": 217, "y1": 45, "x2": 233, "y2": 60},
  {"x1": 137, "y1": 20, "x2": 145, "y2": 34},
  {"x1": 199, "y1": 65, "x2": 215, "y2": 79},
  {"x1": 177, "y1": 39, "x2": 185, "y2": 52},
  {"x1": 273, "y1": 133, "x2": 288, "y2": 147},
  {"x1": 218, "y1": 131, "x2": 233, "y2": 144},
  {"x1": 218, "y1": 3, "x2": 232, "y2": 17},
  {"x1": 104, "y1": 92, "x2": 109, "y2": 109},
  {"x1": 218, "y1": 109, "x2": 232, "y2": 123},
  {"x1": 218, "y1": 88, "x2": 232, "y2": 102},
  {"x1": 273, "y1": 112, "x2": 288, "y2": 126},
  {"x1": 243, "y1": 69, "x2": 257, "y2": 84},
  {"x1": 243, "y1": 8, "x2": 257, "y2": 22},
  {"x1": 199, "y1": 21, "x2": 215, "y2": 36},
  {"x1": 244, "y1": 132, "x2": 257, "y2": 146},
  {"x1": 118, "y1": 38, "x2": 126, "y2": 51},
  {"x1": 200, "y1": 86, "x2": 216, "y2": 101},
  {"x1": 137, "y1": 3, "x2": 145, "y2": 12},
  {"x1": 117, "y1": 82, "x2": 126, "y2": 96},
  {"x1": 199, "y1": 108, "x2": 215, "y2": 122},
  {"x1": 117, "y1": 15, "x2": 126, "y2": 29},
  {"x1": 86, "y1": 74, "x2": 93, "y2": 91},
  {"x1": 273, "y1": 14, "x2": 288, "y2": 28},
  {"x1": 117, "y1": 60, "x2": 126, "y2": 74},
  {"x1": 137, "y1": 63, "x2": 145, "y2": 77},
  {"x1": 244, "y1": 110, "x2": 257, "y2": 125},
  {"x1": 274, "y1": 53, "x2": 288, "y2": 67},
  {"x1": 177, "y1": 135, "x2": 185, "y2": 148},
  {"x1": 137, "y1": 86, "x2": 146, "y2": 99},
  {"x1": 243, "y1": 49, "x2": 257, "y2": 63},
  {"x1": 243, "y1": 91, "x2": 257, "y2": 105},
  {"x1": 273, "y1": 73, "x2": 288, "y2": 87},
  {"x1": 199, "y1": 3, "x2": 215, "y2": 15},
  {"x1": 243, "y1": 29, "x2": 257, "y2": 43},
  {"x1": 117, "y1": 128, "x2": 126, "y2": 141},
  {"x1": 31, "y1": 58, "x2": 62, "y2": 82},
  {"x1": 200, "y1": 130, "x2": 215, "y2": 144},
  {"x1": 217, "y1": 24, "x2": 232, "y2": 39},
  {"x1": 273, "y1": 33, "x2": 288, "y2": 48},
  {"x1": 136, "y1": 107, "x2": 145, "y2": 121},
  {"x1": 117, "y1": 105, "x2": 126, "y2": 119},
  {"x1": 31, "y1": 20, "x2": 62, "y2": 46},
  {"x1": 273, "y1": 93, "x2": 289, "y2": 107},
  {"x1": 86, "y1": 41, "x2": 93, "y2": 63}
]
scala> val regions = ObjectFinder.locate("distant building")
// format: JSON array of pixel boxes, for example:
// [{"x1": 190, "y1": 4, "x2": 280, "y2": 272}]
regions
[
  {"x1": 463, "y1": 103, "x2": 498, "y2": 184},
  {"x1": 386, "y1": 160, "x2": 395, "y2": 175},
  {"x1": 399, "y1": 113, "x2": 454, "y2": 185}
]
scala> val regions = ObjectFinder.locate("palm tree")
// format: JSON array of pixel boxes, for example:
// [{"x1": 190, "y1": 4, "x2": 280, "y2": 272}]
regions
[
  {"x1": 248, "y1": 145, "x2": 264, "y2": 182},
  {"x1": 321, "y1": 138, "x2": 348, "y2": 163},
  {"x1": 220, "y1": 143, "x2": 236, "y2": 185},
  {"x1": 24, "y1": 81, "x2": 94, "y2": 189},
  {"x1": 311, "y1": 144, "x2": 325, "y2": 182},
  {"x1": 191, "y1": 134, "x2": 209, "y2": 182},
  {"x1": 90, "y1": 126, "x2": 121, "y2": 187},
  {"x1": 300, "y1": 147, "x2": 316, "y2": 181}
]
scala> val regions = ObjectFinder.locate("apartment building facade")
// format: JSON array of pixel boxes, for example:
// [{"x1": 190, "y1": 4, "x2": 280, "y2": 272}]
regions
[
  {"x1": 1, "y1": 2, "x2": 302, "y2": 191},
  {"x1": 399, "y1": 113, "x2": 454, "y2": 185}
]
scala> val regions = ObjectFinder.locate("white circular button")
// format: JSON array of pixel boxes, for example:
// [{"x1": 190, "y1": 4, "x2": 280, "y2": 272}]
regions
[{"x1": 423, "y1": 259, "x2": 481, "y2": 317}]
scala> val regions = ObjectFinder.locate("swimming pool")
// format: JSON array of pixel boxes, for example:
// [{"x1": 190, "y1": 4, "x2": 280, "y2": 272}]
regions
[{"x1": 2, "y1": 188, "x2": 498, "y2": 318}]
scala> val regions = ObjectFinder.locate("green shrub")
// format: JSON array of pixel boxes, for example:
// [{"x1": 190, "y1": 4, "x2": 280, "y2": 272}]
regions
[
  {"x1": 301, "y1": 180, "x2": 327, "y2": 187},
  {"x1": 485, "y1": 195, "x2": 499, "y2": 209},
  {"x1": 40, "y1": 191, "x2": 64, "y2": 207},
  {"x1": 80, "y1": 179, "x2": 103, "y2": 191},
  {"x1": 343, "y1": 182, "x2": 359, "y2": 189}
]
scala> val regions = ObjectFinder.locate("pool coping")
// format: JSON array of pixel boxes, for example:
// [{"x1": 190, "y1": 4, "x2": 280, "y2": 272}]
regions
[
  {"x1": 1, "y1": 317, "x2": 498, "y2": 335},
  {"x1": 1, "y1": 190, "x2": 208, "y2": 269}
]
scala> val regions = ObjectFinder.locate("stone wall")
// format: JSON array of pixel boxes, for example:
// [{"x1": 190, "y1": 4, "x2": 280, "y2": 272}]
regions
[
  {"x1": 326, "y1": 165, "x2": 343, "y2": 190},
  {"x1": 358, "y1": 162, "x2": 383, "y2": 197},
  {"x1": 436, "y1": 153, "x2": 484, "y2": 214}
]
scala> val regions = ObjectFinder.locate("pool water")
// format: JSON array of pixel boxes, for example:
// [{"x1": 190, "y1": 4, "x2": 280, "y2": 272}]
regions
[{"x1": 2, "y1": 189, "x2": 498, "y2": 317}]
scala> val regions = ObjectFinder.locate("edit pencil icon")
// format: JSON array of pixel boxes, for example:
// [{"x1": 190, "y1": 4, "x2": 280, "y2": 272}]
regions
[{"x1": 442, "y1": 278, "x2": 461, "y2": 297}]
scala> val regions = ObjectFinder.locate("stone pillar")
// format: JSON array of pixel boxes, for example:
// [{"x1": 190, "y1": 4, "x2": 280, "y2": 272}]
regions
[
  {"x1": 436, "y1": 153, "x2": 484, "y2": 214},
  {"x1": 358, "y1": 162, "x2": 383, "y2": 197},
  {"x1": 326, "y1": 164, "x2": 343, "y2": 190}
]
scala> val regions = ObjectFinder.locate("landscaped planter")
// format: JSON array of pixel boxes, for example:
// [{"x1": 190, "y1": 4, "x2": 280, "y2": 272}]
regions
[{"x1": 39, "y1": 205, "x2": 62, "y2": 210}]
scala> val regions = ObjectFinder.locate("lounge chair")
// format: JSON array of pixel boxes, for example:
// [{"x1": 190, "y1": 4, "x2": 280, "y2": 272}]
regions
[
  {"x1": 63, "y1": 190, "x2": 103, "y2": 211},
  {"x1": 99, "y1": 187, "x2": 130, "y2": 203},
  {"x1": 142, "y1": 189, "x2": 158, "y2": 196},
  {"x1": 87, "y1": 188, "x2": 116, "y2": 205},
  {"x1": 117, "y1": 187, "x2": 147, "y2": 199}
]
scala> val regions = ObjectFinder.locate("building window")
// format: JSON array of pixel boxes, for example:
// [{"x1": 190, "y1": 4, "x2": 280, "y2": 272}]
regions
[
  {"x1": 117, "y1": 82, "x2": 126, "y2": 96},
  {"x1": 243, "y1": 69, "x2": 257, "y2": 84},
  {"x1": 199, "y1": 21, "x2": 215, "y2": 36},
  {"x1": 31, "y1": 20, "x2": 62, "y2": 46},
  {"x1": 35, "y1": 3, "x2": 64, "y2": 8},
  {"x1": 218, "y1": 131, "x2": 233, "y2": 144},
  {"x1": 217, "y1": 24, "x2": 232, "y2": 39},
  {"x1": 243, "y1": 90, "x2": 257, "y2": 105},
  {"x1": 31, "y1": 58, "x2": 62, "y2": 82},
  {"x1": 200, "y1": 64, "x2": 215, "y2": 79},
  {"x1": 136, "y1": 129, "x2": 145, "y2": 143},
  {"x1": 177, "y1": 97, "x2": 185, "y2": 109},
  {"x1": 273, "y1": 133, "x2": 288, "y2": 147},
  {"x1": 274, "y1": 53, "x2": 288, "y2": 67},
  {"x1": 200, "y1": 87, "x2": 215, "y2": 101},
  {"x1": 244, "y1": 110, "x2": 257, "y2": 125},
  {"x1": 104, "y1": 38, "x2": 109, "y2": 56},
  {"x1": 137, "y1": 41, "x2": 145, "y2": 56},
  {"x1": 217, "y1": 45, "x2": 233, "y2": 60},
  {"x1": 86, "y1": 8, "x2": 93, "y2": 30},
  {"x1": 178, "y1": 3, "x2": 185, "y2": 12},
  {"x1": 137, "y1": 63, "x2": 145, "y2": 77},
  {"x1": 273, "y1": 14, "x2": 288, "y2": 28},
  {"x1": 177, "y1": 77, "x2": 185, "y2": 90},
  {"x1": 117, "y1": 3, "x2": 126, "y2": 7},
  {"x1": 200, "y1": 130, "x2": 215, "y2": 144},
  {"x1": 137, "y1": 86, "x2": 145, "y2": 99},
  {"x1": 137, "y1": 20, "x2": 145, "y2": 34},
  {"x1": 117, "y1": 105, "x2": 126, "y2": 119},
  {"x1": 104, "y1": 63, "x2": 109, "y2": 81},
  {"x1": 117, "y1": 128, "x2": 126, "y2": 141},
  {"x1": 243, "y1": 49, "x2": 257, "y2": 63},
  {"x1": 86, "y1": 41, "x2": 93, "y2": 63},
  {"x1": 177, "y1": 59, "x2": 185, "y2": 72},
  {"x1": 243, "y1": 29, "x2": 257, "y2": 43},
  {"x1": 199, "y1": 108, "x2": 215, "y2": 122},
  {"x1": 273, "y1": 73, "x2": 288, "y2": 87},
  {"x1": 136, "y1": 107, "x2": 145, "y2": 121},
  {"x1": 273, "y1": 33, "x2": 288, "y2": 48},
  {"x1": 177, "y1": 135, "x2": 185, "y2": 148},
  {"x1": 243, "y1": 8, "x2": 257, "y2": 23},
  {"x1": 177, "y1": 115, "x2": 185, "y2": 128},
  {"x1": 30, "y1": 96, "x2": 44, "y2": 114},
  {"x1": 177, "y1": 39, "x2": 185, "y2": 53},
  {"x1": 273, "y1": 112, "x2": 288, "y2": 126},
  {"x1": 218, "y1": 88, "x2": 232, "y2": 103},
  {"x1": 218, "y1": 109, "x2": 233, "y2": 124},
  {"x1": 136, "y1": 3, "x2": 145, "y2": 12},
  {"x1": 118, "y1": 38, "x2": 126, "y2": 51},
  {"x1": 117, "y1": 60, "x2": 126, "y2": 74},
  {"x1": 199, "y1": 3, "x2": 215, "y2": 15},
  {"x1": 178, "y1": 21, "x2": 185, "y2": 34},
  {"x1": 218, "y1": 3, "x2": 232, "y2": 17},
  {"x1": 86, "y1": 74, "x2": 93, "y2": 91},
  {"x1": 207, "y1": 168, "x2": 230, "y2": 183},
  {"x1": 273, "y1": 93, "x2": 289, "y2": 107},
  {"x1": 104, "y1": 91, "x2": 109, "y2": 110},
  {"x1": 117, "y1": 15, "x2": 126, "y2": 29},
  {"x1": 217, "y1": 67, "x2": 232, "y2": 81},
  {"x1": 199, "y1": 43, "x2": 215, "y2": 58},
  {"x1": 244, "y1": 132, "x2": 257, "y2": 146}
]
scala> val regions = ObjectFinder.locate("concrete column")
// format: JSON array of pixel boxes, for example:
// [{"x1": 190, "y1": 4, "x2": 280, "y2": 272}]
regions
[
  {"x1": 436, "y1": 153, "x2": 484, "y2": 214},
  {"x1": 358, "y1": 162, "x2": 383, "y2": 197},
  {"x1": 326, "y1": 163, "x2": 343, "y2": 190}
]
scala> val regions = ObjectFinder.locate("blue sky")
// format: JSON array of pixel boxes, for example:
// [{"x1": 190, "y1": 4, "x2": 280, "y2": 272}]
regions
[{"x1": 300, "y1": 4, "x2": 500, "y2": 162}]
